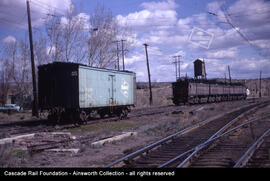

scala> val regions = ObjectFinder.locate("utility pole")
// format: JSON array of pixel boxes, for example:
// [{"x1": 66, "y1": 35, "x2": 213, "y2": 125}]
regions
[
  {"x1": 121, "y1": 40, "x2": 126, "y2": 71},
  {"x1": 172, "y1": 57, "x2": 178, "y2": 81},
  {"x1": 26, "y1": 0, "x2": 38, "y2": 117},
  {"x1": 228, "y1": 65, "x2": 231, "y2": 84},
  {"x1": 177, "y1": 55, "x2": 181, "y2": 78},
  {"x1": 113, "y1": 40, "x2": 120, "y2": 70},
  {"x1": 143, "y1": 43, "x2": 152, "y2": 106},
  {"x1": 259, "y1": 70, "x2": 262, "y2": 98},
  {"x1": 172, "y1": 55, "x2": 182, "y2": 80}
]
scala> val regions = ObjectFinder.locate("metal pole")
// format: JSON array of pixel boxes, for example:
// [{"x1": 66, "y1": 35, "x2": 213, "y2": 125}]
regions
[
  {"x1": 143, "y1": 43, "x2": 152, "y2": 106},
  {"x1": 26, "y1": 0, "x2": 38, "y2": 117}
]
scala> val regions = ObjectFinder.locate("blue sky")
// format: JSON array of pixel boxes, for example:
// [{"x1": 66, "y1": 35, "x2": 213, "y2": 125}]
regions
[{"x1": 0, "y1": 0, "x2": 270, "y2": 82}]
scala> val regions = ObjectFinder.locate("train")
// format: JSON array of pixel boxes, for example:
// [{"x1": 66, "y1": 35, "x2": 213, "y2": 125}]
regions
[
  {"x1": 172, "y1": 78, "x2": 247, "y2": 105},
  {"x1": 38, "y1": 62, "x2": 136, "y2": 123},
  {"x1": 172, "y1": 59, "x2": 247, "y2": 105}
]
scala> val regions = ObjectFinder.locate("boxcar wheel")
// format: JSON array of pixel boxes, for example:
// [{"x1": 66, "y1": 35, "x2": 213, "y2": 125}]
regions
[
  {"x1": 118, "y1": 108, "x2": 128, "y2": 120},
  {"x1": 99, "y1": 111, "x2": 106, "y2": 119},
  {"x1": 80, "y1": 111, "x2": 88, "y2": 124}
]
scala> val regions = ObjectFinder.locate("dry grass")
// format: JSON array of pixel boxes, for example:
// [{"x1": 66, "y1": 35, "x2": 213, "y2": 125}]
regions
[
  {"x1": 136, "y1": 85, "x2": 173, "y2": 108},
  {"x1": 0, "y1": 111, "x2": 32, "y2": 124}
]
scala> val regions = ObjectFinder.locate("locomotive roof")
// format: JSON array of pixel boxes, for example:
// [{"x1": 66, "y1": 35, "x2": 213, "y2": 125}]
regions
[{"x1": 176, "y1": 78, "x2": 245, "y2": 86}]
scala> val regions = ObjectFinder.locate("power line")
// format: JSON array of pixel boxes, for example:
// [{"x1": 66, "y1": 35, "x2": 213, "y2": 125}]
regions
[
  {"x1": 32, "y1": 0, "x2": 67, "y2": 16},
  {"x1": 0, "y1": 11, "x2": 28, "y2": 28},
  {"x1": 221, "y1": 8, "x2": 254, "y2": 47},
  {"x1": 208, "y1": 8, "x2": 268, "y2": 58},
  {"x1": 227, "y1": 6, "x2": 270, "y2": 16}
]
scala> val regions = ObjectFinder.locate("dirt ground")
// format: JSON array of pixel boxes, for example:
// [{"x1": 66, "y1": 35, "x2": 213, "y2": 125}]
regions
[{"x1": 0, "y1": 97, "x2": 263, "y2": 168}]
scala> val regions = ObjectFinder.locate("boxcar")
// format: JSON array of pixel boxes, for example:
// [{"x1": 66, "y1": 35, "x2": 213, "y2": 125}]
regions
[{"x1": 38, "y1": 62, "x2": 136, "y2": 122}]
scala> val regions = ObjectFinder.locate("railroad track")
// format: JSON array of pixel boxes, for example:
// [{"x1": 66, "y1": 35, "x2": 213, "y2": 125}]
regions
[
  {"x1": 0, "y1": 102, "x2": 211, "y2": 138},
  {"x1": 0, "y1": 98, "x2": 263, "y2": 137},
  {"x1": 104, "y1": 100, "x2": 270, "y2": 168},
  {"x1": 180, "y1": 114, "x2": 270, "y2": 168},
  {"x1": 234, "y1": 128, "x2": 270, "y2": 168},
  {"x1": 0, "y1": 105, "x2": 180, "y2": 137}
]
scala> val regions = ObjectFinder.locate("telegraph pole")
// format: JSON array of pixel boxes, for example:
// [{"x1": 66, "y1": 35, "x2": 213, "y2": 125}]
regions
[
  {"x1": 172, "y1": 57, "x2": 178, "y2": 81},
  {"x1": 143, "y1": 43, "x2": 153, "y2": 106},
  {"x1": 113, "y1": 40, "x2": 120, "y2": 70},
  {"x1": 172, "y1": 55, "x2": 182, "y2": 80},
  {"x1": 116, "y1": 41, "x2": 120, "y2": 70},
  {"x1": 177, "y1": 55, "x2": 181, "y2": 78},
  {"x1": 228, "y1": 65, "x2": 232, "y2": 84},
  {"x1": 121, "y1": 40, "x2": 126, "y2": 70},
  {"x1": 26, "y1": 0, "x2": 38, "y2": 117},
  {"x1": 259, "y1": 70, "x2": 262, "y2": 98}
]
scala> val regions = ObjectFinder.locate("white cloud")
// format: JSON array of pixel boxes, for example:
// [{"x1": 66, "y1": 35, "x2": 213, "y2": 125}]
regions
[
  {"x1": 60, "y1": 13, "x2": 90, "y2": 30},
  {"x1": 2, "y1": 35, "x2": 16, "y2": 44},
  {"x1": 116, "y1": 0, "x2": 178, "y2": 31},
  {"x1": 172, "y1": 50, "x2": 186, "y2": 57},
  {"x1": 206, "y1": 47, "x2": 238, "y2": 59},
  {"x1": 230, "y1": 58, "x2": 270, "y2": 78},
  {"x1": 141, "y1": 0, "x2": 178, "y2": 11},
  {"x1": 123, "y1": 0, "x2": 270, "y2": 81},
  {"x1": 125, "y1": 52, "x2": 144, "y2": 65}
]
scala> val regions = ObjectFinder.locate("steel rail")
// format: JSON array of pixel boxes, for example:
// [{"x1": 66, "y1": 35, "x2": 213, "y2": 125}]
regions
[
  {"x1": 158, "y1": 103, "x2": 266, "y2": 168},
  {"x1": 175, "y1": 110, "x2": 252, "y2": 168},
  {"x1": 233, "y1": 128, "x2": 270, "y2": 168},
  {"x1": 176, "y1": 114, "x2": 270, "y2": 168},
  {"x1": 104, "y1": 102, "x2": 261, "y2": 168}
]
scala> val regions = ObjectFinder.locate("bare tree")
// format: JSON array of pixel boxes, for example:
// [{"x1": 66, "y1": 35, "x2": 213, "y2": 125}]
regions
[
  {"x1": 44, "y1": 5, "x2": 88, "y2": 63},
  {"x1": 33, "y1": 30, "x2": 49, "y2": 65},
  {"x1": 45, "y1": 13, "x2": 64, "y2": 62},
  {"x1": 40, "y1": 3, "x2": 132, "y2": 68},
  {"x1": 0, "y1": 42, "x2": 15, "y2": 105},
  {"x1": 87, "y1": 4, "x2": 132, "y2": 68},
  {"x1": 62, "y1": 8, "x2": 88, "y2": 63},
  {"x1": 0, "y1": 59, "x2": 11, "y2": 105},
  {"x1": 0, "y1": 37, "x2": 32, "y2": 106}
]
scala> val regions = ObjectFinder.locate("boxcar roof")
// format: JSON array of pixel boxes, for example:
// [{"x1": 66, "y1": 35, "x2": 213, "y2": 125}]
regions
[{"x1": 38, "y1": 61, "x2": 135, "y2": 74}]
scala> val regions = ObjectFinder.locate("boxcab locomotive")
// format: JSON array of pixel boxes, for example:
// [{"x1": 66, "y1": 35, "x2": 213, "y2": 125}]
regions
[
  {"x1": 172, "y1": 78, "x2": 247, "y2": 105},
  {"x1": 38, "y1": 62, "x2": 136, "y2": 123},
  {"x1": 172, "y1": 59, "x2": 247, "y2": 105}
]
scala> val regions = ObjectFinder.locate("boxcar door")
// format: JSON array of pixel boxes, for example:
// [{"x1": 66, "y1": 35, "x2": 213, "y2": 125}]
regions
[{"x1": 108, "y1": 75, "x2": 116, "y2": 105}]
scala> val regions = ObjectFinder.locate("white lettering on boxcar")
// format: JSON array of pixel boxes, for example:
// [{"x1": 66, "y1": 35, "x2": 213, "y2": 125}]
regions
[{"x1": 121, "y1": 80, "x2": 129, "y2": 98}]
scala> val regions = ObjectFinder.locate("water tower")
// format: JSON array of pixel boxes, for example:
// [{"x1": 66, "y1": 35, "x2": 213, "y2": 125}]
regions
[{"x1": 193, "y1": 59, "x2": 206, "y2": 79}]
